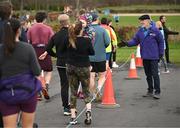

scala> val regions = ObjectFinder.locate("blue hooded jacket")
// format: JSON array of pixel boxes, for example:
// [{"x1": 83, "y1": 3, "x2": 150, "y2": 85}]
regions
[
  {"x1": 127, "y1": 25, "x2": 164, "y2": 60},
  {"x1": 89, "y1": 24, "x2": 110, "y2": 62}
]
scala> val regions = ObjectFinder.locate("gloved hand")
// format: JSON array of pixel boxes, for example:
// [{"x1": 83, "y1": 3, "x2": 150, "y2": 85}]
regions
[
  {"x1": 175, "y1": 32, "x2": 179, "y2": 35},
  {"x1": 117, "y1": 40, "x2": 128, "y2": 47}
]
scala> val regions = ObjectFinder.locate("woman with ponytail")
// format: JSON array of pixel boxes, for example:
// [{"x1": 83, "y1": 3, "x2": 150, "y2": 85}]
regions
[
  {"x1": 0, "y1": 1, "x2": 13, "y2": 127},
  {"x1": 0, "y1": 18, "x2": 41, "y2": 128},
  {"x1": 66, "y1": 21, "x2": 94, "y2": 125}
]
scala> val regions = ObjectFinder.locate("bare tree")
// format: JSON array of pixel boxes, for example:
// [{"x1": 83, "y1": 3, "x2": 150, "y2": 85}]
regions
[
  {"x1": 4, "y1": 0, "x2": 180, "y2": 11},
  {"x1": 20, "y1": 0, "x2": 24, "y2": 15},
  {"x1": 34, "y1": 0, "x2": 39, "y2": 10},
  {"x1": 46, "y1": 0, "x2": 49, "y2": 11},
  {"x1": 174, "y1": 0, "x2": 177, "y2": 6},
  {"x1": 76, "y1": 0, "x2": 80, "y2": 15}
]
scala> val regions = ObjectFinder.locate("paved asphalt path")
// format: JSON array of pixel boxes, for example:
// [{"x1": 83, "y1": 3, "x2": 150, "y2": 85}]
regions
[{"x1": 35, "y1": 64, "x2": 180, "y2": 128}]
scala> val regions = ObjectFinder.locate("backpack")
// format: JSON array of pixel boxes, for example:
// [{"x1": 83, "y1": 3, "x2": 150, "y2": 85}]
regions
[{"x1": 0, "y1": 71, "x2": 42, "y2": 105}]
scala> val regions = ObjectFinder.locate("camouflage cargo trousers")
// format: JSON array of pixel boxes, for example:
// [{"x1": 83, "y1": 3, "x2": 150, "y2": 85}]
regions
[{"x1": 66, "y1": 64, "x2": 91, "y2": 108}]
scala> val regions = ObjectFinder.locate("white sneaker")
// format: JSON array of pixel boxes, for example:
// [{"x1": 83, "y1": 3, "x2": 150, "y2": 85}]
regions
[
  {"x1": 69, "y1": 118, "x2": 78, "y2": 125},
  {"x1": 112, "y1": 62, "x2": 119, "y2": 68},
  {"x1": 162, "y1": 69, "x2": 170, "y2": 74}
]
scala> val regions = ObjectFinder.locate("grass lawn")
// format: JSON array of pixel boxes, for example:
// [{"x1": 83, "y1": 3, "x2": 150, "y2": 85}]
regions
[
  {"x1": 116, "y1": 41, "x2": 180, "y2": 65},
  {"x1": 101, "y1": 15, "x2": 180, "y2": 32},
  {"x1": 49, "y1": 15, "x2": 180, "y2": 65},
  {"x1": 105, "y1": 15, "x2": 180, "y2": 65},
  {"x1": 99, "y1": 5, "x2": 180, "y2": 11}
]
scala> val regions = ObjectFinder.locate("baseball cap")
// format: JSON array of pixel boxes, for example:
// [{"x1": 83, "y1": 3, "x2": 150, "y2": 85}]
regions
[{"x1": 91, "y1": 12, "x2": 98, "y2": 22}]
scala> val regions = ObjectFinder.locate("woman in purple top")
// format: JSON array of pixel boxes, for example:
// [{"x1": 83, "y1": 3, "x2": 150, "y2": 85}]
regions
[
  {"x1": 0, "y1": 18, "x2": 41, "y2": 128},
  {"x1": 0, "y1": 1, "x2": 13, "y2": 127}
]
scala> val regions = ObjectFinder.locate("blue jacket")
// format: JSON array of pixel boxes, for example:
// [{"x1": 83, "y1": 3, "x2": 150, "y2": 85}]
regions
[
  {"x1": 89, "y1": 24, "x2": 110, "y2": 62},
  {"x1": 128, "y1": 26, "x2": 164, "y2": 60},
  {"x1": 20, "y1": 28, "x2": 28, "y2": 42}
]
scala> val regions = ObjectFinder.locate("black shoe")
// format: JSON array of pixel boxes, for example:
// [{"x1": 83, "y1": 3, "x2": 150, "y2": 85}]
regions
[
  {"x1": 153, "y1": 93, "x2": 160, "y2": 99},
  {"x1": 69, "y1": 118, "x2": 78, "y2": 125},
  {"x1": 142, "y1": 92, "x2": 153, "y2": 97},
  {"x1": 162, "y1": 69, "x2": 170, "y2": 74},
  {"x1": 64, "y1": 108, "x2": 71, "y2": 116},
  {"x1": 84, "y1": 111, "x2": 92, "y2": 125},
  {"x1": 42, "y1": 88, "x2": 50, "y2": 100},
  {"x1": 33, "y1": 123, "x2": 38, "y2": 128}
]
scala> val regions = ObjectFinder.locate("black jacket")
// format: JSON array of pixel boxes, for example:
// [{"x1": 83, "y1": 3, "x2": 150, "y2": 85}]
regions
[
  {"x1": 66, "y1": 37, "x2": 95, "y2": 67},
  {"x1": 46, "y1": 27, "x2": 68, "y2": 59},
  {"x1": 162, "y1": 23, "x2": 179, "y2": 43},
  {"x1": 0, "y1": 20, "x2": 5, "y2": 44}
]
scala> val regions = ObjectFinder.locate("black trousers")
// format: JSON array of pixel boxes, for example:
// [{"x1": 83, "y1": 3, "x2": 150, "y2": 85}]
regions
[
  {"x1": 109, "y1": 52, "x2": 112, "y2": 69},
  {"x1": 165, "y1": 41, "x2": 170, "y2": 63},
  {"x1": 0, "y1": 113, "x2": 3, "y2": 127},
  {"x1": 143, "y1": 60, "x2": 161, "y2": 94},
  {"x1": 57, "y1": 59, "x2": 69, "y2": 109},
  {"x1": 112, "y1": 51, "x2": 117, "y2": 62}
]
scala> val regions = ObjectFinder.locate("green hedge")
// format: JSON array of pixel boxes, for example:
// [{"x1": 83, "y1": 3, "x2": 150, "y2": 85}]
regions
[{"x1": 117, "y1": 26, "x2": 137, "y2": 41}]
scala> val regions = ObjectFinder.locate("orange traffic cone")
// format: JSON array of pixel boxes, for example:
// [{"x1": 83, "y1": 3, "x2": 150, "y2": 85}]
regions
[
  {"x1": 40, "y1": 70, "x2": 50, "y2": 100},
  {"x1": 135, "y1": 45, "x2": 143, "y2": 68},
  {"x1": 125, "y1": 53, "x2": 141, "y2": 80},
  {"x1": 77, "y1": 82, "x2": 84, "y2": 99},
  {"x1": 97, "y1": 68, "x2": 120, "y2": 108}
]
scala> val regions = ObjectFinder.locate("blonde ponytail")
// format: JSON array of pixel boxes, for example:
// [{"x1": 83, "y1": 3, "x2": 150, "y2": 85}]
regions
[
  {"x1": 68, "y1": 24, "x2": 76, "y2": 48},
  {"x1": 68, "y1": 21, "x2": 83, "y2": 48}
]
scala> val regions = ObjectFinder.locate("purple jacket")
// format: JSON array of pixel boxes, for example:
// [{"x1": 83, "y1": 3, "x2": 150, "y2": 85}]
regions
[{"x1": 128, "y1": 26, "x2": 164, "y2": 60}]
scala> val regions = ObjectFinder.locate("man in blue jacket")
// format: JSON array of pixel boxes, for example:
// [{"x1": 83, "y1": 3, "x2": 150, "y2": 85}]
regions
[{"x1": 119, "y1": 15, "x2": 164, "y2": 99}]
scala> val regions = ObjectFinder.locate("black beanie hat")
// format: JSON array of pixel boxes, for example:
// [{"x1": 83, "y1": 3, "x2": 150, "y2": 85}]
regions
[{"x1": 139, "y1": 15, "x2": 150, "y2": 20}]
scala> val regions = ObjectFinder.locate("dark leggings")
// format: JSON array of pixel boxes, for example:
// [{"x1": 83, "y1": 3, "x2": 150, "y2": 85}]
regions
[
  {"x1": 113, "y1": 51, "x2": 117, "y2": 62},
  {"x1": 0, "y1": 113, "x2": 3, "y2": 127},
  {"x1": 165, "y1": 41, "x2": 170, "y2": 63},
  {"x1": 57, "y1": 59, "x2": 69, "y2": 109},
  {"x1": 109, "y1": 52, "x2": 112, "y2": 69}
]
